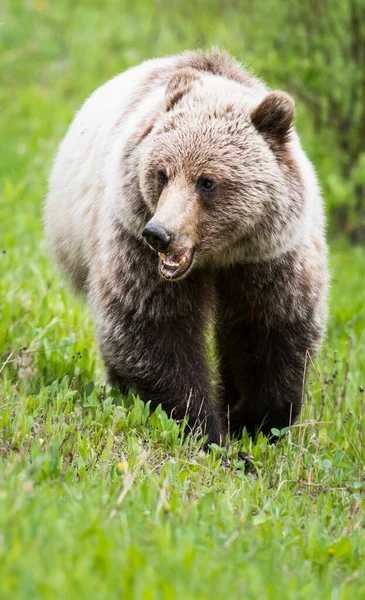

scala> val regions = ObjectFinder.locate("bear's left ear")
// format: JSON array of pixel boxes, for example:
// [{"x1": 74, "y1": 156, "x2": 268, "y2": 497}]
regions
[
  {"x1": 251, "y1": 91, "x2": 295, "y2": 144},
  {"x1": 165, "y1": 68, "x2": 200, "y2": 111}
]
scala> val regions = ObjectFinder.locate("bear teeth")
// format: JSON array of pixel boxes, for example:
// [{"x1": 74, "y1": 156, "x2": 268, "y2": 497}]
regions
[
  {"x1": 165, "y1": 261, "x2": 180, "y2": 268},
  {"x1": 158, "y1": 253, "x2": 182, "y2": 268}
]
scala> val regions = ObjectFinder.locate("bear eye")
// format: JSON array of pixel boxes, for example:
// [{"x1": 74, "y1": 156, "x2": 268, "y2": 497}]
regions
[
  {"x1": 197, "y1": 177, "x2": 217, "y2": 194},
  {"x1": 156, "y1": 170, "x2": 168, "y2": 187}
]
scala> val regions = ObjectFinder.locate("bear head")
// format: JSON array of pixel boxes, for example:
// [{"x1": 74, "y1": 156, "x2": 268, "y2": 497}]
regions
[{"x1": 139, "y1": 68, "x2": 304, "y2": 281}]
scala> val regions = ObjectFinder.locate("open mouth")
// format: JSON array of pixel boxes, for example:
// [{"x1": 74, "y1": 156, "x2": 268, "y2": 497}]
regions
[{"x1": 158, "y1": 248, "x2": 194, "y2": 281}]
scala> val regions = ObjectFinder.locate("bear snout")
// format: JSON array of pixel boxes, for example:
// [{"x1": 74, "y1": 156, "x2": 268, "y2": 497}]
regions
[{"x1": 142, "y1": 222, "x2": 172, "y2": 253}]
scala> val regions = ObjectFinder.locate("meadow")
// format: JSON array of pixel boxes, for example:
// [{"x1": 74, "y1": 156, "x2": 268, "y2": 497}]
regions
[{"x1": 1, "y1": 1, "x2": 365, "y2": 598}]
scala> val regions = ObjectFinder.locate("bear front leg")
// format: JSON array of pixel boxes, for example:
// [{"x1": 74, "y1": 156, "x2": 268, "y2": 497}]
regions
[
  {"x1": 218, "y1": 318, "x2": 319, "y2": 437},
  {"x1": 90, "y1": 245, "x2": 223, "y2": 446},
  {"x1": 216, "y1": 256, "x2": 326, "y2": 438},
  {"x1": 100, "y1": 309, "x2": 222, "y2": 444}
]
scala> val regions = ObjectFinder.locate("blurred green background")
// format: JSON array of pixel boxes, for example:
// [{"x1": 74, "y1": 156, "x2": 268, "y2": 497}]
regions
[{"x1": 2, "y1": 0, "x2": 365, "y2": 241}]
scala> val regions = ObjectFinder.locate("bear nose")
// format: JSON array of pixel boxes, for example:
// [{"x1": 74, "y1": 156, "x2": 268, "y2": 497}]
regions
[{"x1": 142, "y1": 223, "x2": 172, "y2": 253}]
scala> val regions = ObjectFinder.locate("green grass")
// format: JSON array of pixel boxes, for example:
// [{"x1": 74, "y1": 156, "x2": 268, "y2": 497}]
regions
[{"x1": 1, "y1": 2, "x2": 365, "y2": 598}]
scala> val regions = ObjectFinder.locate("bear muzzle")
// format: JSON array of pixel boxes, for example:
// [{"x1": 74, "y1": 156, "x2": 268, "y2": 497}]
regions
[{"x1": 142, "y1": 221, "x2": 195, "y2": 281}]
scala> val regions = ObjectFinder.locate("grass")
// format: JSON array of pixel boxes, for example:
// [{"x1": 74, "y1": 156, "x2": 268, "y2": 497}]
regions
[{"x1": 1, "y1": 1, "x2": 365, "y2": 598}]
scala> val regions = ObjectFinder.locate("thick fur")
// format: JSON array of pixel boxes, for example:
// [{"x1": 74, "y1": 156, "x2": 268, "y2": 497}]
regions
[{"x1": 45, "y1": 49, "x2": 328, "y2": 444}]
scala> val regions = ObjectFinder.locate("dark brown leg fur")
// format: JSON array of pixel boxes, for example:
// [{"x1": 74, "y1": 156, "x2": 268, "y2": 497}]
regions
[
  {"x1": 216, "y1": 258, "x2": 323, "y2": 438},
  {"x1": 90, "y1": 233, "x2": 223, "y2": 445}
]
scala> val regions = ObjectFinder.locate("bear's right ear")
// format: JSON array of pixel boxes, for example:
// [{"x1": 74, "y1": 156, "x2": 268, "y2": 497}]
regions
[
  {"x1": 165, "y1": 68, "x2": 200, "y2": 111},
  {"x1": 251, "y1": 91, "x2": 295, "y2": 144}
]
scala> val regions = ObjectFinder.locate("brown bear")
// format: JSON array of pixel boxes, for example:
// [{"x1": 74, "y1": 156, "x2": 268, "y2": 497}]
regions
[{"x1": 45, "y1": 49, "x2": 328, "y2": 445}]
